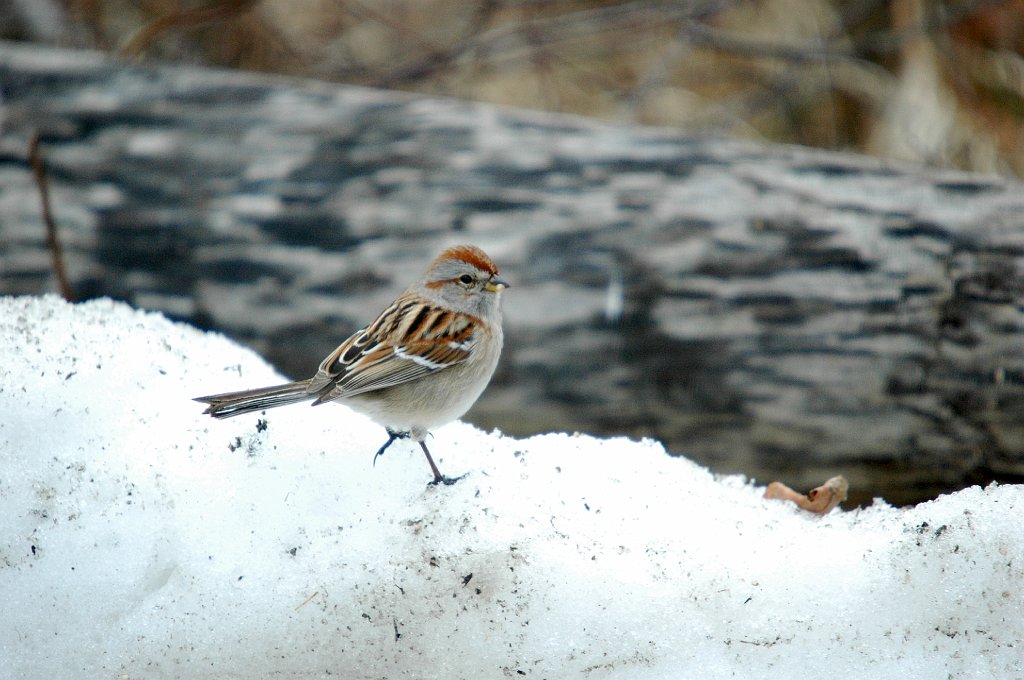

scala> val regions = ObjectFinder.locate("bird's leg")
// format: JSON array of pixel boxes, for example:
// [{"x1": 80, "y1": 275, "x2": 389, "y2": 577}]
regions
[
  {"x1": 373, "y1": 428, "x2": 407, "y2": 466},
  {"x1": 420, "y1": 440, "x2": 462, "y2": 486},
  {"x1": 374, "y1": 429, "x2": 462, "y2": 485}
]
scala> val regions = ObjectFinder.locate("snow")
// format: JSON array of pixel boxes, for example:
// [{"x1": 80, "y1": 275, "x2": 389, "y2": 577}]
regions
[{"x1": 0, "y1": 295, "x2": 1021, "y2": 679}]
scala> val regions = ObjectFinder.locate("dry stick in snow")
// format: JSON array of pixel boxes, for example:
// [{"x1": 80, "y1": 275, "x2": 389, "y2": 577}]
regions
[{"x1": 28, "y1": 131, "x2": 75, "y2": 302}]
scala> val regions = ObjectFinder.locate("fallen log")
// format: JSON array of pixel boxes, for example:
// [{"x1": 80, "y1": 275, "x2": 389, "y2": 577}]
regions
[{"x1": 1, "y1": 40, "x2": 1021, "y2": 505}]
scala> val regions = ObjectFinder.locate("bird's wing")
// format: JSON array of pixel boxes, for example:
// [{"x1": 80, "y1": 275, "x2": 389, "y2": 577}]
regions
[{"x1": 306, "y1": 297, "x2": 478, "y2": 403}]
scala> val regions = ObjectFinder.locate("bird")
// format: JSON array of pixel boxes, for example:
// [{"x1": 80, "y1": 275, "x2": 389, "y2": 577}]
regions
[{"x1": 195, "y1": 244, "x2": 508, "y2": 485}]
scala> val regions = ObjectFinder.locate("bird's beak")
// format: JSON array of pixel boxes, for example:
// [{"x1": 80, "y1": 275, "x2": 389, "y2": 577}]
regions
[{"x1": 484, "y1": 277, "x2": 509, "y2": 293}]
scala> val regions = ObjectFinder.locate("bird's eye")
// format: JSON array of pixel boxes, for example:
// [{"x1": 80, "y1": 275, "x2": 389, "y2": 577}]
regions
[{"x1": 459, "y1": 274, "x2": 474, "y2": 285}]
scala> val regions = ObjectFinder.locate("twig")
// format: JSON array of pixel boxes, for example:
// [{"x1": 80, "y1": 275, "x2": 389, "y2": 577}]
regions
[
  {"x1": 28, "y1": 131, "x2": 75, "y2": 302},
  {"x1": 120, "y1": 0, "x2": 261, "y2": 59},
  {"x1": 294, "y1": 591, "x2": 319, "y2": 612}
]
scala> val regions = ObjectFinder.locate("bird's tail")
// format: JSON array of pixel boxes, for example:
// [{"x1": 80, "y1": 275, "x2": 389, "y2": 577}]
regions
[{"x1": 194, "y1": 380, "x2": 316, "y2": 419}]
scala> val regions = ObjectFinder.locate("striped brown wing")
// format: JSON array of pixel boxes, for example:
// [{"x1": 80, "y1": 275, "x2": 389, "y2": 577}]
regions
[{"x1": 305, "y1": 298, "x2": 478, "y2": 404}]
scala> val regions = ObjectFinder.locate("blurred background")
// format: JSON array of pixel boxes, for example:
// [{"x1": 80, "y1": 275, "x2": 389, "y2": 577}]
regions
[
  {"x1": 2, "y1": 0, "x2": 1023, "y2": 507},
  {"x1": 4, "y1": 0, "x2": 1024, "y2": 177}
]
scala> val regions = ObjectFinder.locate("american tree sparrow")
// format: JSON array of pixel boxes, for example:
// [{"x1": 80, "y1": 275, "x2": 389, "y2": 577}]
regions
[{"x1": 195, "y1": 245, "x2": 508, "y2": 485}]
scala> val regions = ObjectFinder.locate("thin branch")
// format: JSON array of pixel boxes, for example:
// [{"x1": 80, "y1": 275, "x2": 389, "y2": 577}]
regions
[
  {"x1": 679, "y1": 22, "x2": 859, "y2": 64},
  {"x1": 328, "y1": 1, "x2": 691, "y2": 87},
  {"x1": 28, "y1": 131, "x2": 75, "y2": 302},
  {"x1": 120, "y1": 0, "x2": 261, "y2": 59}
]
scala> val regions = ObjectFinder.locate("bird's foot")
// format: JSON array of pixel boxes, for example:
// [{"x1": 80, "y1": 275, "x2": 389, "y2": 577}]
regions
[
  {"x1": 428, "y1": 473, "x2": 465, "y2": 487},
  {"x1": 373, "y1": 430, "x2": 464, "y2": 485},
  {"x1": 373, "y1": 429, "x2": 409, "y2": 467},
  {"x1": 419, "y1": 440, "x2": 465, "y2": 486}
]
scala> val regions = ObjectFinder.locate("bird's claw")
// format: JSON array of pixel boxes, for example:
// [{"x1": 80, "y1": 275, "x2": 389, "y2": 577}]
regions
[
  {"x1": 372, "y1": 429, "x2": 409, "y2": 467},
  {"x1": 428, "y1": 473, "x2": 465, "y2": 487}
]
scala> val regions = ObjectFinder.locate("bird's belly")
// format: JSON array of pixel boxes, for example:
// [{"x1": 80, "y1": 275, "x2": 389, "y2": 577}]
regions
[{"x1": 342, "y1": 352, "x2": 499, "y2": 437}]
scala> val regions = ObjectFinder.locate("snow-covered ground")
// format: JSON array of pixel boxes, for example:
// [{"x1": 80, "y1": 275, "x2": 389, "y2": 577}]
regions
[{"x1": 1, "y1": 295, "x2": 1021, "y2": 679}]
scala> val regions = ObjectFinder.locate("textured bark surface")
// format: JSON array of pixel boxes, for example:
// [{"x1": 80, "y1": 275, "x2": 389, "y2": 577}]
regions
[{"x1": 2, "y1": 41, "x2": 1022, "y2": 505}]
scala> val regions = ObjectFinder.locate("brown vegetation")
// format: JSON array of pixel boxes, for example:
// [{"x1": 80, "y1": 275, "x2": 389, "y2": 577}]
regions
[{"x1": 29, "y1": 0, "x2": 1017, "y2": 177}]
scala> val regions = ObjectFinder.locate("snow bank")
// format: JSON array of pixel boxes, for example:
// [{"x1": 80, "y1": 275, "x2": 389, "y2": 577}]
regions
[{"x1": 0, "y1": 295, "x2": 1021, "y2": 679}]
